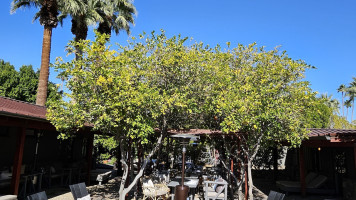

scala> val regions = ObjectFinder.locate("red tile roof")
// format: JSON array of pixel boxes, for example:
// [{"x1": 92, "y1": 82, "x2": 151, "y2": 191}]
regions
[
  {"x1": 308, "y1": 128, "x2": 356, "y2": 137},
  {"x1": 0, "y1": 96, "x2": 47, "y2": 120}
]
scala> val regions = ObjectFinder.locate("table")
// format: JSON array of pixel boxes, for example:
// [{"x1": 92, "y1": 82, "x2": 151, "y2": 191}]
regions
[{"x1": 167, "y1": 178, "x2": 199, "y2": 200}]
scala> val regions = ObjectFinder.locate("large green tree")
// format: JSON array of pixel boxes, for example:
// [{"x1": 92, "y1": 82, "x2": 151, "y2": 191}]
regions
[
  {"x1": 48, "y1": 32, "x2": 320, "y2": 200},
  {"x1": 11, "y1": 0, "x2": 81, "y2": 106},
  {"x1": 47, "y1": 32, "x2": 213, "y2": 199},
  {"x1": 0, "y1": 59, "x2": 61, "y2": 103},
  {"x1": 212, "y1": 44, "x2": 315, "y2": 199}
]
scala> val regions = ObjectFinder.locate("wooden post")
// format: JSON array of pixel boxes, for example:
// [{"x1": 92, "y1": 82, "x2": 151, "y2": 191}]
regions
[
  {"x1": 10, "y1": 126, "x2": 26, "y2": 195},
  {"x1": 86, "y1": 132, "x2": 94, "y2": 185},
  {"x1": 230, "y1": 158, "x2": 234, "y2": 173},
  {"x1": 299, "y1": 145, "x2": 306, "y2": 197}
]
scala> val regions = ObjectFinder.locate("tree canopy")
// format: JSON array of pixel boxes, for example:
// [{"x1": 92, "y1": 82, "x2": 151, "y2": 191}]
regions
[
  {"x1": 48, "y1": 31, "x2": 324, "y2": 200},
  {"x1": 0, "y1": 59, "x2": 61, "y2": 104}
]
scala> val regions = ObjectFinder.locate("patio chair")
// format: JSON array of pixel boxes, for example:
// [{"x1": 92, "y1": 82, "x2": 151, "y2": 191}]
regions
[
  {"x1": 203, "y1": 178, "x2": 228, "y2": 200},
  {"x1": 142, "y1": 179, "x2": 170, "y2": 200},
  {"x1": 26, "y1": 191, "x2": 48, "y2": 200},
  {"x1": 69, "y1": 182, "x2": 90, "y2": 200},
  {"x1": 267, "y1": 190, "x2": 285, "y2": 200},
  {"x1": 276, "y1": 173, "x2": 328, "y2": 194}
]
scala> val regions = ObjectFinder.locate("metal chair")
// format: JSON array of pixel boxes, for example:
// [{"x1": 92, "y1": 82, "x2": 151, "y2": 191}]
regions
[
  {"x1": 203, "y1": 178, "x2": 228, "y2": 200},
  {"x1": 26, "y1": 191, "x2": 48, "y2": 200},
  {"x1": 69, "y1": 182, "x2": 89, "y2": 200},
  {"x1": 267, "y1": 190, "x2": 285, "y2": 200}
]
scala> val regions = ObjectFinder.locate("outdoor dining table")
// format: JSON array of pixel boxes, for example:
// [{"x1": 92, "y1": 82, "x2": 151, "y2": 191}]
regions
[{"x1": 167, "y1": 178, "x2": 199, "y2": 200}]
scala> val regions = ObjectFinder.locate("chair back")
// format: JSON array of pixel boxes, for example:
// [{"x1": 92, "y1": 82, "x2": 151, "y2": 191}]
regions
[
  {"x1": 69, "y1": 182, "x2": 89, "y2": 200},
  {"x1": 267, "y1": 190, "x2": 285, "y2": 200},
  {"x1": 204, "y1": 179, "x2": 228, "y2": 200},
  {"x1": 26, "y1": 191, "x2": 48, "y2": 200}
]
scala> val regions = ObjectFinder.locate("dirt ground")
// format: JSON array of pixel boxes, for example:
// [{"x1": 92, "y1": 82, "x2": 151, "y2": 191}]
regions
[{"x1": 48, "y1": 177, "x2": 269, "y2": 200}]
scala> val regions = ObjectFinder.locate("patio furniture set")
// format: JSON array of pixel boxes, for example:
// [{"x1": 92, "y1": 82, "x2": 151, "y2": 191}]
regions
[
  {"x1": 141, "y1": 163, "x2": 230, "y2": 200},
  {"x1": 0, "y1": 162, "x2": 114, "y2": 200}
]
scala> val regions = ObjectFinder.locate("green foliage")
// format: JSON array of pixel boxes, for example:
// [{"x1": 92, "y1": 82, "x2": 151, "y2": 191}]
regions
[
  {"x1": 303, "y1": 96, "x2": 332, "y2": 128},
  {"x1": 213, "y1": 44, "x2": 314, "y2": 148},
  {"x1": 47, "y1": 31, "x2": 321, "y2": 199},
  {"x1": 48, "y1": 31, "x2": 219, "y2": 141},
  {"x1": 330, "y1": 114, "x2": 355, "y2": 129},
  {"x1": 48, "y1": 31, "x2": 319, "y2": 151},
  {"x1": 94, "y1": 135, "x2": 118, "y2": 163},
  {"x1": 0, "y1": 59, "x2": 61, "y2": 104},
  {"x1": 0, "y1": 60, "x2": 18, "y2": 99},
  {"x1": 48, "y1": 33, "x2": 155, "y2": 141}
]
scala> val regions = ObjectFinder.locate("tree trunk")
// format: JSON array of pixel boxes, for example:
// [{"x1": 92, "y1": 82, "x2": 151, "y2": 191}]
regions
[
  {"x1": 118, "y1": 133, "x2": 164, "y2": 200},
  {"x1": 237, "y1": 165, "x2": 245, "y2": 200},
  {"x1": 36, "y1": 25, "x2": 52, "y2": 106},
  {"x1": 247, "y1": 160, "x2": 253, "y2": 200},
  {"x1": 352, "y1": 99, "x2": 354, "y2": 122},
  {"x1": 342, "y1": 93, "x2": 344, "y2": 117}
]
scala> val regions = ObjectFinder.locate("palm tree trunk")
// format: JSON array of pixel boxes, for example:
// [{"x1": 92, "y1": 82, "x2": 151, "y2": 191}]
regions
[
  {"x1": 342, "y1": 93, "x2": 344, "y2": 117},
  {"x1": 36, "y1": 25, "x2": 52, "y2": 106},
  {"x1": 346, "y1": 107, "x2": 349, "y2": 120},
  {"x1": 352, "y1": 99, "x2": 354, "y2": 122}
]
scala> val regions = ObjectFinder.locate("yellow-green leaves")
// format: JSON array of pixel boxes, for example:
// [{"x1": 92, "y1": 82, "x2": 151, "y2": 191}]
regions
[
  {"x1": 48, "y1": 31, "x2": 316, "y2": 149},
  {"x1": 214, "y1": 43, "x2": 314, "y2": 148}
]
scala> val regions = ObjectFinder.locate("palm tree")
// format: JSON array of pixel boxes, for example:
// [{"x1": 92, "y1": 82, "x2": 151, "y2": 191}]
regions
[
  {"x1": 12, "y1": 0, "x2": 59, "y2": 106},
  {"x1": 97, "y1": 0, "x2": 136, "y2": 37},
  {"x1": 321, "y1": 93, "x2": 340, "y2": 114},
  {"x1": 60, "y1": 0, "x2": 136, "y2": 57},
  {"x1": 337, "y1": 84, "x2": 346, "y2": 117},
  {"x1": 11, "y1": 0, "x2": 81, "y2": 106},
  {"x1": 345, "y1": 99, "x2": 352, "y2": 120},
  {"x1": 346, "y1": 77, "x2": 356, "y2": 122}
]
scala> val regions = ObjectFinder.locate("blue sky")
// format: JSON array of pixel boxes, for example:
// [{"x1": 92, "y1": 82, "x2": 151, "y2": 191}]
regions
[{"x1": 1, "y1": 0, "x2": 355, "y2": 107}]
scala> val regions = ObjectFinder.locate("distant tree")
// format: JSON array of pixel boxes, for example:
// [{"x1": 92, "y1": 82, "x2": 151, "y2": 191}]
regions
[
  {"x1": 345, "y1": 77, "x2": 356, "y2": 122},
  {"x1": 337, "y1": 84, "x2": 346, "y2": 117},
  {"x1": 0, "y1": 60, "x2": 19, "y2": 99},
  {"x1": 303, "y1": 96, "x2": 332, "y2": 128},
  {"x1": 345, "y1": 99, "x2": 352, "y2": 120},
  {"x1": 0, "y1": 59, "x2": 61, "y2": 103}
]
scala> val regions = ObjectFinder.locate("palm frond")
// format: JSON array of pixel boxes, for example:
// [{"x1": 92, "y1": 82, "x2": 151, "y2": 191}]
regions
[{"x1": 11, "y1": 0, "x2": 41, "y2": 14}]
